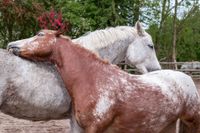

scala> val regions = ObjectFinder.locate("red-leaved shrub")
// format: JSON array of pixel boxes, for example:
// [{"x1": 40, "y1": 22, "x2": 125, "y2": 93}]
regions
[{"x1": 37, "y1": 9, "x2": 70, "y2": 33}]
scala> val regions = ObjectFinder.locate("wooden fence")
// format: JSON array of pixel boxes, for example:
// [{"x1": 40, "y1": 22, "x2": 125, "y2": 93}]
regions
[{"x1": 118, "y1": 62, "x2": 200, "y2": 79}]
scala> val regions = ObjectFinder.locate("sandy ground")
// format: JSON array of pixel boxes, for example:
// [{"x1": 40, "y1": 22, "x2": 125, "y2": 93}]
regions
[
  {"x1": 0, "y1": 79, "x2": 200, "y2": 133},
  {"x1": 0, "y1": 113, "x2": 70, "y2": 133}
]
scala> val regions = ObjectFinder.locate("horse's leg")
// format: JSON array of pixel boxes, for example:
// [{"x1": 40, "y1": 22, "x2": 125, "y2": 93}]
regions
[
  {"x1": 70, "y1": 113, "x2": 84, "y2": 133},
  {"x1": 176, "y1": 119, "x2": 180, "y2": 133},
  {"x1": 179, "y1": 120, "x2": 187, "y2": 133},
  {"x1": 179, "y1": 122, "x2": 197, "y2": 133},
  {"x1": 179, "y1": 117, "x2": 200, "y2": 133},
  {"x1": 160, "y1": 120, "x2": 177, "y2": 133},
  {"x1": 70, "y1": 113, "x2": 103, "y2": 133},
  {"x1": 85, "y1": 126, "x2": 99, "y2": 133}
]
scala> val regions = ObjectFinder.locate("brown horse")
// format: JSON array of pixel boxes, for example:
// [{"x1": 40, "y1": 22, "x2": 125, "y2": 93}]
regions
[{"x1": 8, "y1": 30, "x2": 200, "y2": 133}]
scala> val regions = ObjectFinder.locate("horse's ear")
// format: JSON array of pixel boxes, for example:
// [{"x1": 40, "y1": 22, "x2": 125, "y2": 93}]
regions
[
  {"x1": 135, "y1": 21, "x2": 145, "y2": 36},
  {"x1": 55, "y1": 30, "x2": 63, "y2": 37}
]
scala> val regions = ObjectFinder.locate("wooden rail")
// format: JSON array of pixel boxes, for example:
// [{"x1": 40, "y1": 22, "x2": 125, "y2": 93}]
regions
[{"x1": 118, "y1": 62, "x2": 200, "y2": 79}]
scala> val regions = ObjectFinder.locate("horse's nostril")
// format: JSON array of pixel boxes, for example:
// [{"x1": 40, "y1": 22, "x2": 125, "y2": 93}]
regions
[{"x1": 7, "y1": 45, "x2": 20, "y2": 56}]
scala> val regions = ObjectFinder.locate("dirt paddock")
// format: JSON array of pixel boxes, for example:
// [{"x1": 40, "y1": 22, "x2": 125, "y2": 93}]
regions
[
  {"x1": 0, "y1": 113, "x2": 70, "y2": 133},
  {"x1": 0, "y1": 79, "x2": 200, "y2": 133}
]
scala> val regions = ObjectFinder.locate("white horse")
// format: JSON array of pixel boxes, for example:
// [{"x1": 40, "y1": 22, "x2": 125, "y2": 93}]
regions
[{"x1": 4, "y1": 21, "x2": 161, "y2": 120}]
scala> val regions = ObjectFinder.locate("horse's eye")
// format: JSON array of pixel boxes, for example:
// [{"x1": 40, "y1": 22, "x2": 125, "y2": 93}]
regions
[
  {"x1": 147, "y1": 44, "x2": 154, "y2": 49},
  {"x1": 38, "y1": 32, "x2": 45, "y2": 37}
]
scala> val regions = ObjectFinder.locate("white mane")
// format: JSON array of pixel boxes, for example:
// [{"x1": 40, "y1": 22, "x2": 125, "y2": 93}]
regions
[{"x1": 72, "y1": 26, "x2": 139, "y2": 51}]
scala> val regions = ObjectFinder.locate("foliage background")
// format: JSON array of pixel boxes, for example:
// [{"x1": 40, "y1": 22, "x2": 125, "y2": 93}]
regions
[{"x1": 0, "y1": 0, "x2": 200, "y2": 62}]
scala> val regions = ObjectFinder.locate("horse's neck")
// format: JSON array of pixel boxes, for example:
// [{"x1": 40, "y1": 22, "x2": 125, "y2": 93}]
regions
[
  {"x1": 52, "y1": 41, "x2": 108, "y2": 95},
  {"x1": 72, "y1": 27, "x2": 137, "y2": 63}
]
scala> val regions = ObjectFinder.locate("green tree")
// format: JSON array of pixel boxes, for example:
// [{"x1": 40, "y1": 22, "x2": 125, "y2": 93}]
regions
[
  {"x1": 0, "y1": 0, "x2": 44, "y2": 48},
  {"x1": 57, "y1": 0, "x2": 124, "y2": 38},
  {"x1": 148, "y1": 0, "x2": 200, "y2": 62},
  {"x1": 176, "y1": 8, "x2": 200, "y2": 61},
  {"x1": 57, "y1": 0, "x2": 150, "y2": 38}
]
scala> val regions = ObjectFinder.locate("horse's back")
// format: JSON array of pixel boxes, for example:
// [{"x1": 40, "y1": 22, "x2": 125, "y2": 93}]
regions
[
  {"x1": 111, "y1": 70, "x2": 200, "y2": 132},
  {"x1": 0, "y1": 49, "x2": 71, "y2": 120},
  {"x1": 142, "y1": 70, "x2": 198, "y2": 99},
  {"x1": 141, "y1": 70, "x2": 200, "y2": 119}
]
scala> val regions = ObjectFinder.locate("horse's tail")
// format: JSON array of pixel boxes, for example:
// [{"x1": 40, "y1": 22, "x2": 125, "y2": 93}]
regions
[{"x1": 178, "y1": 118, "x2": 200, "y2": 133}]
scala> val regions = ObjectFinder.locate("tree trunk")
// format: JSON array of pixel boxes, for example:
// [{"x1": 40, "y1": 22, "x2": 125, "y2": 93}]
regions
[
  {"x1": 155, "y1": 0, "x2": 167, "y2": 53},
  {"x1": 133, "y1": 0, "x2": 140, "y2": 23},
  {"x1": 111, "y1": 0, "x2": 118, "y2": 25},
  {"x1": 172, "y1": 0, "x2": 178, "y2": 69},
  {"x1": 112, "y1": 0, "x2": 117, "y2": 25}
]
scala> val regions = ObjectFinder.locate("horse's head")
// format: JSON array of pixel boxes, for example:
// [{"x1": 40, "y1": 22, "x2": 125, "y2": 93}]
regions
[
  {"x1": 126, "y1": 21, "x2": 161, "y2": 73},
  {"x1": 7, "y1": 30, "x2": 65, "y2": 61}
]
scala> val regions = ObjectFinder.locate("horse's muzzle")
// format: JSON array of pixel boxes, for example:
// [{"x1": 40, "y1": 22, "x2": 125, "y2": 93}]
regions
[
  {"x1": 147, "y1": 67, "x2": 161, "y2": 72},
  {"x1": 7, "y1": 45, "x2": 20, "y2": 56}
]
